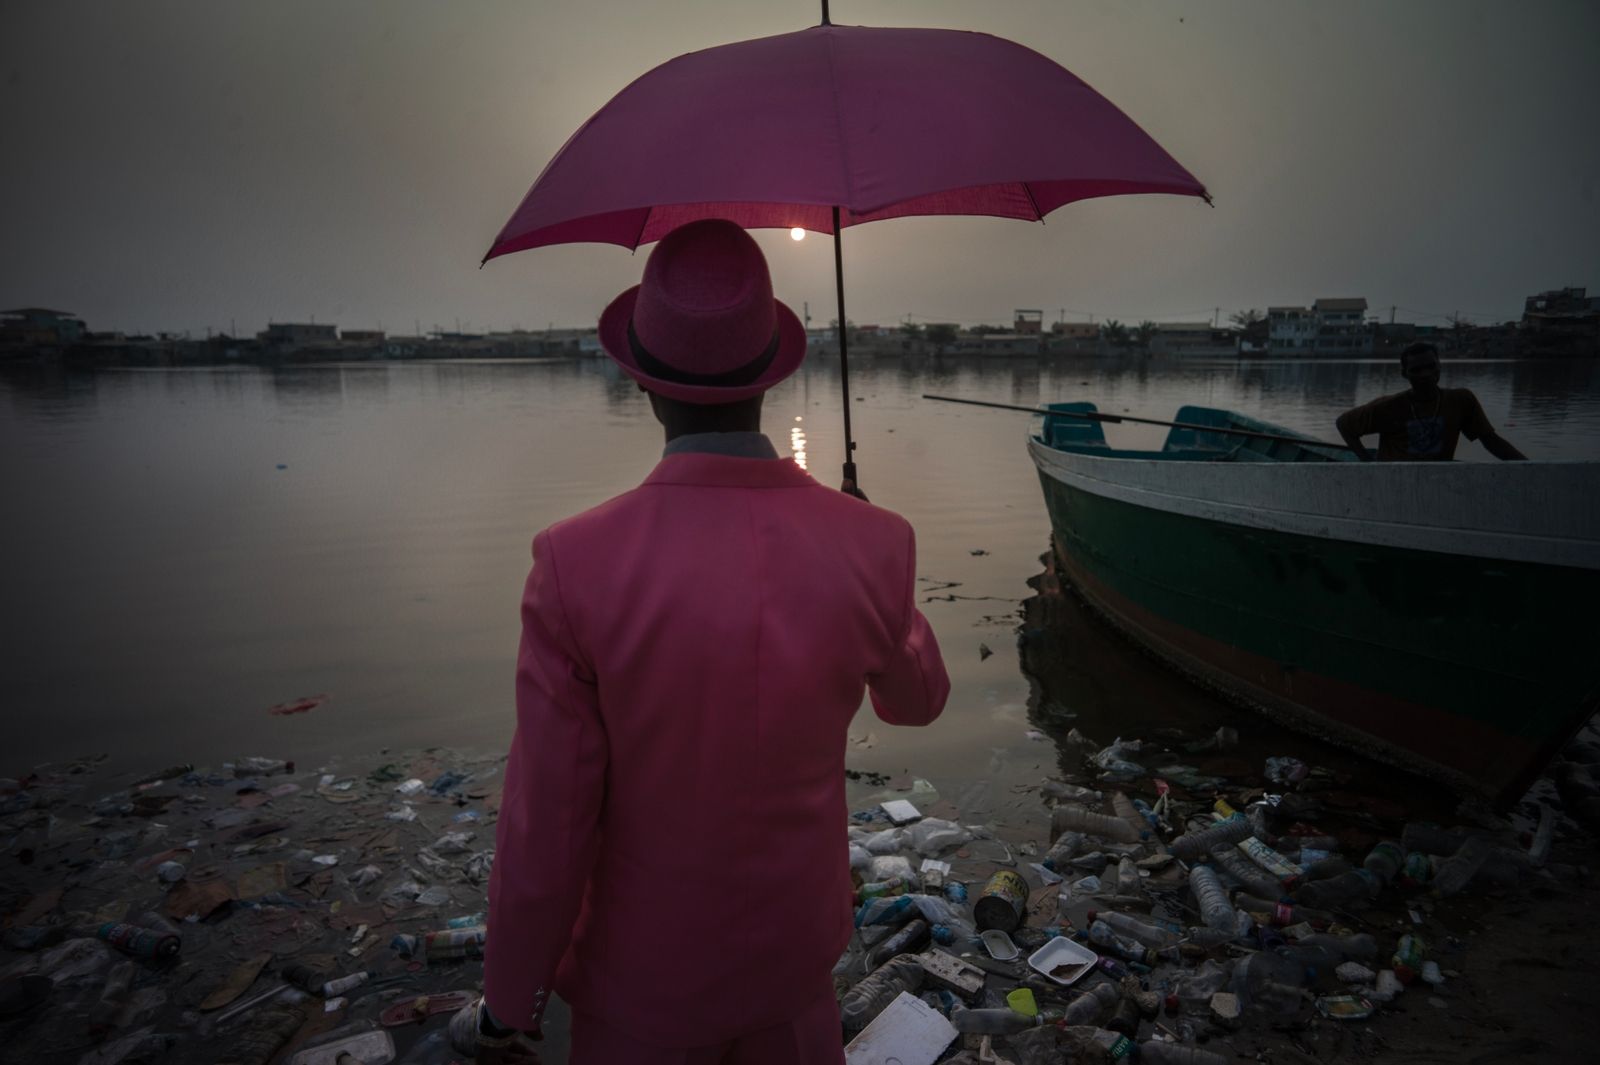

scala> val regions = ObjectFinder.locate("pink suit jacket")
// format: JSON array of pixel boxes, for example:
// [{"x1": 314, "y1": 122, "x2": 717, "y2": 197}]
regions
[{"x1": 483, "y1": 451, "x2": 949, "y2": 1047}]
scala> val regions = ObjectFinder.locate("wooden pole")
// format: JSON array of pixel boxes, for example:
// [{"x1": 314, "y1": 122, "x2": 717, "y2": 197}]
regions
[{"x1": 921, "y1": 393, "x2": 1355, "y2": 453}]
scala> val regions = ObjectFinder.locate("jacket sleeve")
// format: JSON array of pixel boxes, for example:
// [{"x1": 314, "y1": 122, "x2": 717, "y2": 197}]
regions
[
  {"x1": 867, "y1": 523, "x2": 950, "y2": 726},
  {"x1": 483, "y1": 529, "x2": 608, "y2": 1032}
]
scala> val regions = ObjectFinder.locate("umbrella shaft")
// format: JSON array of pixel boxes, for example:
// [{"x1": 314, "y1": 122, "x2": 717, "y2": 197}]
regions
[{"x1": 833, "y1": 205, "x2": 857, "y2": 480}]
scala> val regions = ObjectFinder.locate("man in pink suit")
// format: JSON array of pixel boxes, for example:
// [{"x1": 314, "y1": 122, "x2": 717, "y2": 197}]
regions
[{"x1": 455, "y1": 219, "x2": 950, "y2": 1064}]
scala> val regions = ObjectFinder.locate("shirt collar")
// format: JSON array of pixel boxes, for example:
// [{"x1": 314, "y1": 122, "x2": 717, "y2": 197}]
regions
[{"x1": 663, "y1": 431, "x2": 780, "y2": 460}]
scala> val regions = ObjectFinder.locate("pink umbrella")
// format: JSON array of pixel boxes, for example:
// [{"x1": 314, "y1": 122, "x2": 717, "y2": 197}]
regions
[{"x1": 484, "y1": 11, "x2": 1209, "y2": 489}]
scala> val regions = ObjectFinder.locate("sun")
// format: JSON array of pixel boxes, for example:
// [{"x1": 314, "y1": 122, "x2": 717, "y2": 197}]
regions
[{"x1": 789, "y1": 227, "x2": 805, "y2": 241}]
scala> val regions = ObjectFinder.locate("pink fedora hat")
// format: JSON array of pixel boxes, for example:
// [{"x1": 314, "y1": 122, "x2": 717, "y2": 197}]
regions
[{"x1": 598, "y1": 219, "x2": 806, "y2": 405}]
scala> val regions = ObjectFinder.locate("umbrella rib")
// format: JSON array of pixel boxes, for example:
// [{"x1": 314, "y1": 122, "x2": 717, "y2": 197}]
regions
[
  {"x1": 631, "y1": 207, "x2": 652, "y2": 251},
  {"x1": 1023, "y1": 182, "x2": 1045, "y2": 224}
]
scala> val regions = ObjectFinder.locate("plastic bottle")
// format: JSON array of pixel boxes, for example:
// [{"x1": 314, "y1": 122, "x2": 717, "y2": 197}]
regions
[
  {"x1": 1115, "y1": 856, "x2": 1146, "y2": 900},
  {"x1": 1106, "y1": 996, "x2": 1142, "y2": 1036},
  {"x1": 1110, "y1": 793, "x2": 1150, "y2": 840},
  {"x1": 867, "y1": 919, "x2": 930, "y2": 967},
  {"x1": 1052, "y1": 804, "x2": 1140, "y2": 844},
  {"x1": 857, "y1": 876, "x2": 911, "y2": 902},
  {"x1": 1088, "y1": 920, "x2": 1154, "y2": 965},
  {"x1": 1233, "y1": 894, "x2": 1331, "y2": 927},
  {"x1": 1063, "y1": 981, "x2": 1122, "y2": 1025},
  {"x1": 1208, "y1": 844, "x2": 1284, "y2": 899},
  {"x1": 1294, "y1": 869, "x2": 1379, "y2": 909},
  {"x1": 283, "y1": 962, "x2": 332, "y2": 995},
  {"x1": 1290, "y1": 932, "x2": 1377, "y2": 961},
  {"x1": 1088, "y1": 910, "x2": 1182, "y2": 950},
  {"x1": 1042, "y1": 781, "x2": 1103, "y2": 804},
  {"x1": 1131, "y1": 798, "x2": 1164, "y2": 835},
  {"x1": 396, "y1": 1030, "x2": 450, "y2": 1065},
  {"x1": 1232, "y1": 952, "x2": 1306, "y2": 1017},
  {"x1": 1300, "y1": 856, "x2": 1354, "y2": 882},
  {"x1": 321, "y1": 971, "x2": 371, "y2": 997},
  {"x1": 840, "y1": 955, "x2": 925, "y2": 1032},
  {"x1": 1042, "y1": 831, "x2": 1086, "y2": 872},
  {"x1": 1432, "y1": 836, "x2": 1492, "y2": 896},
  {"x1": 410, "y1": 926, "x2": 488, "y2": 963},
  {"x1": 1362, "y1": 841, "x2": 1404, "y2": 884},
  {"x1": 1170, "y1": 817, "x2": 1251, "y2": 862},
  {"x1": 1140, "y1": 1041, "x2": 1231, "y2": 1065},
  {"x1": 1391, "y1": 934, "x2": 1427, "y2": 983},
  {"x1": 90, "y1": 960, "x2": 136, "y2": 1033},
  {"x1": 950, "y1": 1007, "x2": 1050, "y2": 1034},
  {"x1": 1399, "y1": 851, "x2": 1432, "y2": 887},
  {"x1": 1075, "y1": 1027, "x2": 1136, "y2": 1062},
  {"x1": 1401, "y1": 822, "x2": 1469, "y2": 856},
  {"x1": 1187, "y1": 865, "x2": 1234, "y2": 931}
]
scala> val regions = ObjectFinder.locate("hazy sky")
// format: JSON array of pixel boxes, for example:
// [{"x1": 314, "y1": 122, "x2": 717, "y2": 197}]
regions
[{"x1": 3, "y1": 1, "x2": 1596, "y2": 337}]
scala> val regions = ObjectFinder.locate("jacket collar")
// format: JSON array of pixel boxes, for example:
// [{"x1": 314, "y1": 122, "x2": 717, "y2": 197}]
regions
[{"x1": 642, "y1": 451, "x2": 819, "y2": 489}]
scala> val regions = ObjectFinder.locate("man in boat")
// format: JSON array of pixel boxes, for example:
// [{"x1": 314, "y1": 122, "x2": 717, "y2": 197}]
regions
[
  {"x1": 456, "y1": 219, "x2": 950, "y2": 1064},
  {"x1": 1335, "y1": 342, "x2": 1526, "y2": 461}
]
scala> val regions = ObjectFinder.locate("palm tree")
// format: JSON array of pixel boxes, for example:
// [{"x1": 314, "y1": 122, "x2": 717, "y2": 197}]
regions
[
  {"x1": 1134, "y1": 321, "x2": 1157, "y2": 350},
  {"x1": 1101, "y1": 319, "x2": 1129, "y2": 349}
]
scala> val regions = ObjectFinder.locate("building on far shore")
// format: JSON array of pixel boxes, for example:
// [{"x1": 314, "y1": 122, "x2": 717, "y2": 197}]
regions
[
  {"x1": 1149, "y1": 322, "x2": 1238, "y2": 357},
  {"x1": 1, "y1": 307, "x2": 87, "y2": 356},
  {"x1": 1311, "y1": 298, "x2": 1372, "y2": 354},
  {"x1": 259, "y1": 322, "x2": 338, "y2": 347},
  {"x1": 1266, "y1": 299, "x2": 1372, "y2": 355},
  {"x1": 1267, "y1": 306, "x2": 1314, "y2": 354},
  {"x1": 1522, "y1": 287, "x2": 1599, "y2": 352}
]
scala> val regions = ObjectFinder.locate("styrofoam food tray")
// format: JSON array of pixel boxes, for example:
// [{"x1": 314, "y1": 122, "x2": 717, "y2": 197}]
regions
[{"x1": 1026, "y1": 936, "x2": 1098, "y2": 986}]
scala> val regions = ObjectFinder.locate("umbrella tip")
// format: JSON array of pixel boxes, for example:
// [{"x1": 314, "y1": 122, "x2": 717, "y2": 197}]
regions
[{"x1": 1201, "y1": 191, "x2": 1215, "y2": 208}]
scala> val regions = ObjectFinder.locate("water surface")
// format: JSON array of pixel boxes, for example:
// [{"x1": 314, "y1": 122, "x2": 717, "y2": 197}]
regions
[{"x1": 3, "y1": 354, "x2": 1595, "y2": 803}]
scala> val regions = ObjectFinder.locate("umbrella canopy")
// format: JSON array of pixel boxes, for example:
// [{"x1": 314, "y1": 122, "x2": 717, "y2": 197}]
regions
[{"x1": 483, "y1": 23, "x2": 1207, "y2": 259}]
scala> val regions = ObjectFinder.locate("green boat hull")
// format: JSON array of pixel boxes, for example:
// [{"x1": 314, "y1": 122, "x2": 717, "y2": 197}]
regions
[{"x1": 1030, "y1": 418, "x2": 1600, "y2": 805}]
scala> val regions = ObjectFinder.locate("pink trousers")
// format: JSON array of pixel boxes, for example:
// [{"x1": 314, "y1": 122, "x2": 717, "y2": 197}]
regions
[{"x1": 568, "y1": 986, "x2": 846, "y2": 1065}]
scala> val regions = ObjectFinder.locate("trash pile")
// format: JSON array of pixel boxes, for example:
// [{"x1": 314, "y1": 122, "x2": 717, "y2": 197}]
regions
[
  {"x1": 833, "y1": 726, "x2": 1590, "y2": 1065},
  {"x1": 0, "y1": 749, "x2": 510, "y2": 1064},
  {"x1": 2, "y1": 723, "x2": 1593, "y2": 1065}
]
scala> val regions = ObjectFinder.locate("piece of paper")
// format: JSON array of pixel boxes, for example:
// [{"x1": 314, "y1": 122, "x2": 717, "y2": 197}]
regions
[{"x1": 845, "y1": 992, "x2": 957, "y2": 1065}]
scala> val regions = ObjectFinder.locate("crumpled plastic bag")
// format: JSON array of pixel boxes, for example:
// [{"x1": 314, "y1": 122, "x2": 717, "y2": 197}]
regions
[
  {"x1": 863, "y1": 828, "x2": 904, "y2": 855},
  {"x1": 348, "y1": 865, "x2": 383, "y2": 888},
  {"x1": 1265, "y1": 756, "x2": 1309, "y2": 785},
  {"x1": 847, "y1": 842, "x2": 872, "y2": 871},
  {"x1": 463, "y1": 849, "x2": 494, "y2": 884},
  {"x1": 907, "y1": 817, "x2": 971, "y2": 856},
  {"x1": 855, "y1": 894, "x2": 917, "y2": 927},
  {"x1": 432, "y1": 831, "x2": 475, "y2": 855},
  {"x1": 1174, "y1": 958, "x2": 1232, "y2": 1007},
  {"x1": 380, "y1": 880, "x2": 423, "y2": 907},
  {"x1": 1092, "y1": 737, "x2": 1145, "y2": 778},
  {"x1": 905, "y1": 893, "x2": 975, "y2": 941},
  {"x1": 869, "y1": 855, "x2": 915, "y2": 883}
]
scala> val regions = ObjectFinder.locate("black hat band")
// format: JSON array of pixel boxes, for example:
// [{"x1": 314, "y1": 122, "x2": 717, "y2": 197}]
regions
[{"x1": 628, "y1": 319, "x2": 780, "y2": 387}]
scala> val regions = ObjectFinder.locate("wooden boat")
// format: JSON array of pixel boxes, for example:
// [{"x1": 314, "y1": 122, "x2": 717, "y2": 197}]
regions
[{"x1": 1028, "y1": 401, "x2": 1600, "y2": 806}]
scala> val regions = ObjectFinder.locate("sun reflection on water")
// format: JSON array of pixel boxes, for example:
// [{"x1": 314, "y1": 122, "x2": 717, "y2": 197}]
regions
[{"x1": 790, "y1": 415, "x2": 807, "y2": 470}]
